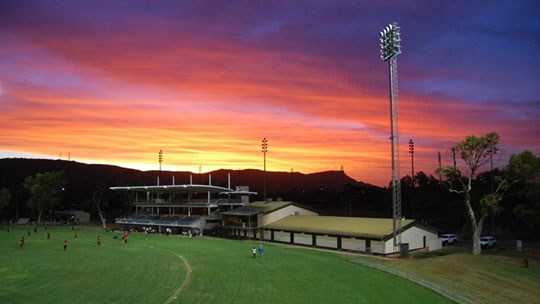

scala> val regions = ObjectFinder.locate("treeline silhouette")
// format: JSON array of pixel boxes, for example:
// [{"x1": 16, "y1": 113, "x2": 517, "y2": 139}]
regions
[{"x1": 1, "y1": 158, "x2": 537, "y2": 239}]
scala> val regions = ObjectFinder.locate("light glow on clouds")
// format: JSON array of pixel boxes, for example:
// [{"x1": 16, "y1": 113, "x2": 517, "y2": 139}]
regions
[{"x1": 0, "y1": 1, "x2": 539, "y2": 186}]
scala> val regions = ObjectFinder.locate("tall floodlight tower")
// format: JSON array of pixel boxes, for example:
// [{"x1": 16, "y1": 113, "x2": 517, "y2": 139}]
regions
[
  {"x1": 261, "y1": 138, "x2": 268, "y2": 201},
  {"x1": 380, "y1": 22, "x2": 402, "y2": 251},
  {"x1": 408, "y1": 139, "x2": 415, "y2": 184},
  {"x1": 159, "y1": 150, "x2": 163, "y2": 171},
  {"x1": 158, "y1": 149, "x2": 163, "y2": 187}
]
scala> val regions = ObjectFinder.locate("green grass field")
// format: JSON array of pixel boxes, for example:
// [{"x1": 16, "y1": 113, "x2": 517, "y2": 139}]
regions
[
  {"x1": 0, "y1": 226, "x2": 452, "y2": 304},
  {"x1": 348, "y1": 245, "x2": 540, "y2": 304}
]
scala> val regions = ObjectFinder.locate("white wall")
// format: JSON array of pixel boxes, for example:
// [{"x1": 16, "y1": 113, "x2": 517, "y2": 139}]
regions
[
  {"x1": 383, "y1": 226, "x2": 438, "y2": 254},
  {"x1": 401, "y1": 226, "x2": 438, "y2": 250},
  {"x1": 274, "y1": 231, "x2": 290, "y2": 243},
  {"x1": 342, "y1": 238, "x2": 366, "y2": 252},
  {"x1": 264, "y1": 230, "x2": 272, "y2": 240},
  {"x1": 294, "y1": 233, "x2": 312, "y2": 246},
  {"x1": 316, "y1": 235, "x2": 337, "y2": 248},
  {"x1": 263, "y1": 205, "x2": 318, "y2": 226},
  {"x1": 428, "y1": 239, "x2": 443, "y2": 251},
  {"x1": 264, "y1": 224, "x2": 437, "y2": 255},
  {"x1": 372, "y1": 240, "x2": 386, "y2": 255}
]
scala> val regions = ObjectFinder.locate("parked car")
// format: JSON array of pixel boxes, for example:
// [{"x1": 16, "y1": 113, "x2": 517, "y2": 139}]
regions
[
  {"x1": 440, "y1": 234, "x2": 458, "y2": 245},
  {"x1": 480, "y1": 236, "x2": 497, "y2": 248}
]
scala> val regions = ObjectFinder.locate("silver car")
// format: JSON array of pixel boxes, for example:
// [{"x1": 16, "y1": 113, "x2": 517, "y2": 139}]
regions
[
  {"x1": 480, "y1": 236, "x2": 496, "y2": 248},
  {"x1": 440, "y1": 234, "x2": 457, "y2": 245}
]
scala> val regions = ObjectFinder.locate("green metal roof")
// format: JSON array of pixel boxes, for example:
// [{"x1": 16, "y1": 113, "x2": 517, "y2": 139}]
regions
[
  {"x1": 221, "y1": 201, "x2": 317, "y2": 216},
  {"x1": 264, "y1": 215, "x2": 416, "y2": 240},
  {"x1": 246, "y1": 201, "x2": 293, "y2": 213}
]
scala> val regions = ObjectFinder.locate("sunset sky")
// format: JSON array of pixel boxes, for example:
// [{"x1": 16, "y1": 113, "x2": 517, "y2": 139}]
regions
[{"x1": 1, "y1": 1, "x2": 539, "y2": 187}]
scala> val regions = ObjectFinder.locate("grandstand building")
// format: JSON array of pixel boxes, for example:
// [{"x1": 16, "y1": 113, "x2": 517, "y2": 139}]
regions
[{"x1": 111, "y1": 178, "x2": 257, "y2": 235}]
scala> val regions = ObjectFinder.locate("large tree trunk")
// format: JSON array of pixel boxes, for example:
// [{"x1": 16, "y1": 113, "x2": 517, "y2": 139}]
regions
[
  {"x1": 95, "y1": 202, "x2": 107, "y2": 229},
  {"x1": 98, "y1": 213, "x2": 106, "y2": 229},
  {"x1": 472, "y1": 225, "x2": 482, "y2": 255},
  {"x1": 464, "y1": 191, "x2": 482, "y2": 255}
]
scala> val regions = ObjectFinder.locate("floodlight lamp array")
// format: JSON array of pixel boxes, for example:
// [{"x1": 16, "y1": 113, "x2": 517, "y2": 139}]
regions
[
  {"x1": 379, "y1": 22, "x2": 402, "y2": 61},
  {"x1": 261, "y1": 138, "x2": 268, "y2": 153}
]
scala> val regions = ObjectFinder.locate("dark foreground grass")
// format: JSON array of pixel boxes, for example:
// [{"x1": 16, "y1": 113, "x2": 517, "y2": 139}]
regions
[{"x1": 0, "y1": 226, "x2": 452, "y2": 304}]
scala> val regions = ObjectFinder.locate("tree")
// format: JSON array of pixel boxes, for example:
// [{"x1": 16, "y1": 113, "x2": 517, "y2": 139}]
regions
[
  {"x1": 0, "y1": 188, "x2": 11, "y2": 215},
  {"x1": 437, "y1": 132, "x2": 500, "y2": 255},
  {"x1": 23, "y1": 171, "x2": 66, "y2": 223},
  {"x1": 505, "y1": 151, "x2": 540, "y2": 237},
  {"x1": 90, "y1": 187, "x2": 108, "y2": 229}
]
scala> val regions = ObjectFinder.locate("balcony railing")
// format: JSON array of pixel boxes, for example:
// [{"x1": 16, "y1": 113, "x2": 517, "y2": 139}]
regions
[{"x1": 132, "y1": 198, "x2": 243, "y2": 206}]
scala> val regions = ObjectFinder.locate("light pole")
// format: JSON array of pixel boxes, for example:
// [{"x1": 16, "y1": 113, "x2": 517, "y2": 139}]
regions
[
  {"x1": 158, "y1": 150, "x2": 163, "y2": 187},
  {"x1": 451, "y1": 146, "x2": 457, "y2": 169},
  {"x1": 261, "y1": 138, "x2": 268, "y2": 201},
  {"x1": 380, "y1": 22, "x2": 403, "y2": 251},
  {"x1": 437, "y1": 152, "x2": 442, "y2": 183},
  {"x1": 408, "y1": 139, "x2": 415, "y2": 185},
  {"x1": 158, "y1": 150, "x2": 163, "y2": 171}
]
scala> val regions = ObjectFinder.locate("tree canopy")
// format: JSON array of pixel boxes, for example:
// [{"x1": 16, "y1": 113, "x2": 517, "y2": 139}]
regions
[
  {"x1": 437, "y1": 132, "x2": 500, "y2": 254},
  {"x1": 0, "y1": 188, "x2": 11, "y2": 213},
  {"x1": 23, "y1": 171, "x2": 66, "y2": 223}
]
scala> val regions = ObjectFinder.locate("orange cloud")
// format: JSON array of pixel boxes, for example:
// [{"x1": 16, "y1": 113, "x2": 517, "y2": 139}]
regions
[{"x1": 1, "y1": 4, "x2": 538, "y2": 187}]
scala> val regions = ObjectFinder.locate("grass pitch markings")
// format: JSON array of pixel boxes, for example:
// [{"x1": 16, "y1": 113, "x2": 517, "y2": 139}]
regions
[{"x1": 152, "y1": 248, "x2": 192, "y2": 304}]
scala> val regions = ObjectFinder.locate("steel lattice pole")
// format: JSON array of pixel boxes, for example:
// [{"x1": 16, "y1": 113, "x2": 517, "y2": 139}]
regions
[
  {"x1": 380, "y1": 22, "x2": 402, "y2": 252},
  {"x1": 389, "y1": 56, "x2": 402, "y2": 249}
]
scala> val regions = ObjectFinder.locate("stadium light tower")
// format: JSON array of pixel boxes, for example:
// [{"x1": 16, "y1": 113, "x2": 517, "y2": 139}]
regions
[
  {"x1": 157, "y1": 150, "x2": 163, "y2": 187},
  {"x1": 408, "y1": 139, "x2": 415, "y2": 184},
  {"x1": 159, "y1": 150, "x2": 163, "y2": 171},
  {"x1": 262, "y1": 138, "x2": 268, "y2": 201},
  {"x1": 380, "y1": 22, "x2": 402, "y2": 251}
]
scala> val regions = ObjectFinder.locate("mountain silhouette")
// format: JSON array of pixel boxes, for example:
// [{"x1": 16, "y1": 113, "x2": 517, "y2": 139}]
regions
[{"x1": 0, "y1": 158, "x2": 385, "y2": 219}]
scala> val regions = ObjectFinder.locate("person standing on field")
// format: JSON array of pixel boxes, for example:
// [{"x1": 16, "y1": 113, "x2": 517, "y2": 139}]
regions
[
  {"x1": 252, "y1": 247, "x2": 256, "y2": 258},
  {"x1": 259, "y1": 244, "x2": 264, "y2": 257},
  {"x1": 19, "y1": 236, "x2": 25, "y2": 248},
  {"x1": 97, "y1": 235, "x2": 102, "y2": 247},
  {"x1": 63, "y1": 240, "x2": 68, "y2": 251}
]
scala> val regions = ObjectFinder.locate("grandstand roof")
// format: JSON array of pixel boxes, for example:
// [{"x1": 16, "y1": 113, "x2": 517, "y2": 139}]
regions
[
  {"x1": 264, "y1": 215, "x2": 422, "y2": 240},
  {"x1": 219, "y1": 189, "x2": 258, "y2": 195},
  {"x1": 220, "y1": 201, "x2": 317, "y2": 216},
  {"x1": 110, "y1": 184, "x2": 233, "y2": 194}
]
